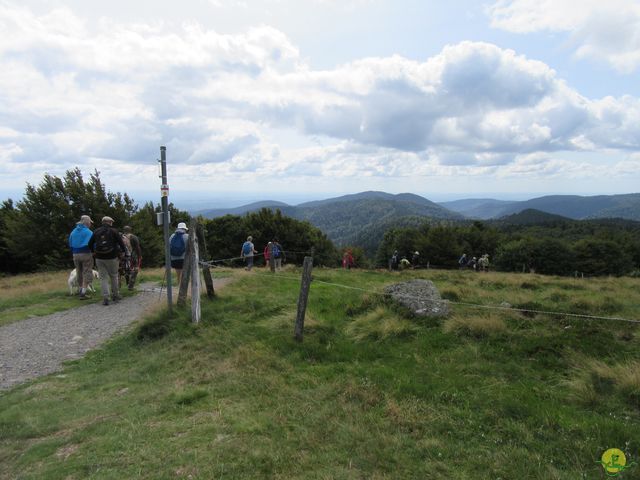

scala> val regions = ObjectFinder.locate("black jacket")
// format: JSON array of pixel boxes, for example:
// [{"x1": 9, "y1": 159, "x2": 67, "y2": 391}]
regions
[{"x1": 89, "y1": 224, "x2": 127, "y2": 260}]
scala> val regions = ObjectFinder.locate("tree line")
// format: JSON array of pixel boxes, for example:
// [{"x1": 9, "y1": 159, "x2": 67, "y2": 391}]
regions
[
  {"x1": 0, "y1": 169, "x2": 336, "y2": 274},
  {"x1": 371, "y1": 217, "x2": 640, "y2": 276},
  {"x1": 2, "y1": 169, "x2": 638, "y2": 277}
]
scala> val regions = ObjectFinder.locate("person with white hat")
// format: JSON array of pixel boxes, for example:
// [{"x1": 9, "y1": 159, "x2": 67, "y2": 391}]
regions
[
  {"x1": 68, "y1": 214, "x2": 95, "y2": 299},
  {"x1": 169, "y1": 222, "x2": 190, "y2": 283}
]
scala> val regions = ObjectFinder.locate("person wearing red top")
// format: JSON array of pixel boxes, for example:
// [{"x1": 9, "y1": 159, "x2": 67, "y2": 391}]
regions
[
  {"x1": 342, "y1": 250, "x2": 354, "y2": 270},
  {"x1": 264, "y1": 242, "x2": 272, "y2": 268}
]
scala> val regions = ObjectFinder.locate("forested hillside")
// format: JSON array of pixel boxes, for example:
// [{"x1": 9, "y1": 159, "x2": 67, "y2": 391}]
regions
[
  {"x1": 3, "y1": 171, "x2": 639, "y2": 277},
  {"x1": 197, "y1": 191, "x2": 463, "y2": 248},
  {"x1": 373, "y1": 211, "x2": 640, "y2": 275}
]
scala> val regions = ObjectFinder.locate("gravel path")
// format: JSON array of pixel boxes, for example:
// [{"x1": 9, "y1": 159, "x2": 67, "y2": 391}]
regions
[{"x1": 0, "y1": 280, "x2": 228, "y2": 391}]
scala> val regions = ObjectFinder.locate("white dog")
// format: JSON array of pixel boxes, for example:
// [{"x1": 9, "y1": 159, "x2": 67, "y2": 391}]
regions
[{"x1": 68, "y1": 269, "x2": 99, "y2": 295}]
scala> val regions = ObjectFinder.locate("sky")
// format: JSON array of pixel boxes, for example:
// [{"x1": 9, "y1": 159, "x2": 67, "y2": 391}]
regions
[{"x1": 1, "y1": 0, "x2": 640, "y2": 208}]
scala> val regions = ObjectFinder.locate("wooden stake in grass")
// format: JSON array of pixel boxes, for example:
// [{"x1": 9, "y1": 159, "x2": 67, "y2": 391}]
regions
[
  {"x1": 294, "y1": 255, "x2": 314, "y2": 342},
  {"x1": 191, "y1": 221, "x2": 201, "y2": 324},
  {"x1": 197, "y1": 223, "x2": 215, "y2": 299}
]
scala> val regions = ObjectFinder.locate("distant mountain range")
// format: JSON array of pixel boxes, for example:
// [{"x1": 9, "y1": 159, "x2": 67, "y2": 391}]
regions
[
  {"x1": 194, "y1": 191, "x2": 462, "y2": 248},
  {"x1": 193, "y1": 191, "x2": 640, "y2": 248},
  {"x1": 440, "y1": 193, "x2": 640, "y2": 221}
]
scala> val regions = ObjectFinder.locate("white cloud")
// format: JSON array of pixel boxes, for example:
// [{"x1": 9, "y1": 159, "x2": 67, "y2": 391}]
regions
[
  {"x1": 488, "y1": 0, "x2": 640, "y2": 73},
  {"x1": 0, "y1": 2, "x2": 639, "y2": 193}
]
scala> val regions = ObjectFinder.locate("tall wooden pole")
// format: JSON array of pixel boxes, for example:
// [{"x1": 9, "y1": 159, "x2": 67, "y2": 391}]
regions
[
  {"x1": 160, "y1": 146, "x2": 172, "y2": 313},
  {"x1": 294, "y1": 256, "x2": 314, "y2": 342}
]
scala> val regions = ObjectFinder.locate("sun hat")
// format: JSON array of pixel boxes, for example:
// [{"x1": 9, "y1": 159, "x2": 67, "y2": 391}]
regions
[
  {"x1": 79, "y1": 215, "x2": 93, "y2": 225},
  {"x1": 102, "y1": 216, "x2": 114, "y2": 224},
  {"x1": 177, "y1": 222, "x2": 188, "y2": 230}
]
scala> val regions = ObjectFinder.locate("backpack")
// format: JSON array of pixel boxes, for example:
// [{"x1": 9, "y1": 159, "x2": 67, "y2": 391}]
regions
[
  {"x1": 170, "y1": 232, "x2": 186, "y2": 256},
  {"x1": 272, "y1": 244, "x2": 281, "y2": 258},
  {"x1": 94, "y1": 228, "x2": 116, "y2": 255},
  {"x1": 121, "y1": 233, "x2": 132, "y2": 256},
  {"x1": 242, "y1": 241, "x2": 252, "y2": 255}
]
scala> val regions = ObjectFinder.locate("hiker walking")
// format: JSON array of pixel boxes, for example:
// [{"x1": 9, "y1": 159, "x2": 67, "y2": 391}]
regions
[
  {"x1": 478, "y1": 254, "x2": 490, "y2": 272},
  {"x1": 272, "y1": 238, "x2": 285, "y2": 271},
  {"x1": 241, "y1": 236, "x2": 257, "y2": 271},
  {"x1": 123, "y1": 225, "x2": 142, "y2": 290},
  {"x1": 389, "y1": 250, "x2": 399, "y2": 271},
  {"x1": 264, "y1": 242, "x2": 272, "y2": 268},
  {"x1": 68, "y1": 214, "x2": 95, "y2": 299},
  {"x1": 169, "y1": 222, "x2": 189, "y2": 283},
  {"x1": 342, "y1": 250, "x2": 354, "y2": 270},
  {"x1": 89, "y1": 216, "x2": 127, "y2": 306},
  {"x1": 458, "y1": 253, "x2": 467, "y2": 270},
  {"x1": 411, "y1": 251, "x2": 420, "y2": 269}
]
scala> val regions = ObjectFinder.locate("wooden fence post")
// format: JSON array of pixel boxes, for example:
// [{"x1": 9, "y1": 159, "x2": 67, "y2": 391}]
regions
[
  {"x1": 294, "y1": 255, "x2": 314, "y2": 342},
  {"x1": 269, "y1": 242, "x2": 276, "y2": 273},
  {"x1": 197, "y1": 223, "x2": 215, "y2": 299},
  {"x1": 191, "y1": 223, "x2": 201, "y2": 323}
]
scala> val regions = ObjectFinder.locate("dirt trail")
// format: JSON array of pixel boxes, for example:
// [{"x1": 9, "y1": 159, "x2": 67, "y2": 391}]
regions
[{"x1": 0, "y1": 279, "x2": 230, "y2": 391}]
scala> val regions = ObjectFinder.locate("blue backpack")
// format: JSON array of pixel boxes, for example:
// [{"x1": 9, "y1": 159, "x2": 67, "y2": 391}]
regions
[
  {"x1": 170, "y1": 232, "x2": 186, "y2": 256},
  {"x1": 272, "y1": 244, "x2": 281, "y2": 258},
  {"x1": 242, "y1": 241, "x2": 252, "y2": 255}
]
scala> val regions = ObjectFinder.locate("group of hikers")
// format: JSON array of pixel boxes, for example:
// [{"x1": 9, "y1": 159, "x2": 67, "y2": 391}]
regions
[
  {"x1": 70, "y1": 215, "x2": 493, "y2": 304},
  {"x1": 387, "y1": 250, "x2": 490, "y2": 272},
  {"x1": 458, "y1": 253, "x2": 490, "y2": 272},
  {"x1": 68, "y1": 215, "x2": 142, "y2": 305},
  {"x1": 389, "y1": 250, "x2": 421, "y2": 270},
  {"x1": 240, "y1": 236, "x2": 286, "y2": 271}
]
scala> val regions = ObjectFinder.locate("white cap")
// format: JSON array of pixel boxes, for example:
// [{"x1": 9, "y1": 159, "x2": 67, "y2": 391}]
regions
[{"x1": 177, "y1": 222, "x2": 188, "y2": 230}]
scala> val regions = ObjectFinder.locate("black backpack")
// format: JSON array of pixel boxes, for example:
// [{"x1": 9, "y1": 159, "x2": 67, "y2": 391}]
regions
[{"x1": 94, "y1": 228, "x2": 115, "y2": 255}]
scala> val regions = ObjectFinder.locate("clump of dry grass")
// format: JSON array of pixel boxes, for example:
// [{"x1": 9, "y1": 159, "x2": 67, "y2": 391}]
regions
[
  {"x1": 566, "y1": 357, "x2": 640, "y2": 407},
  {"x1": 443, "y1": 313, "x2": 507, "y2": 338},
  {"x1": 0, "y1": 270, "x2": 70, "y2": 299},
  {"x1": 345, "y1": 306, "x2": 418, "y2": 341}
]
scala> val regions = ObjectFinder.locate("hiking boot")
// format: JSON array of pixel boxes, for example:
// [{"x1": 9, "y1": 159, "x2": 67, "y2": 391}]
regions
[
  {"x1": 79, "y1": 293, "x2": 87, "y2": 300},
  {"x1": 111, "y1": 295, "x2": 121, "y2": 303},
  {"x1": 102, "y1": 298, "x2": 109, "y2": 306}
]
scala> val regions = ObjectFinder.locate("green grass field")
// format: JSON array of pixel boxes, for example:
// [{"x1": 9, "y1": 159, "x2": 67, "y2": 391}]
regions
[{"x1": 1, "y1": 267, "x2": 639, "y2": 479}]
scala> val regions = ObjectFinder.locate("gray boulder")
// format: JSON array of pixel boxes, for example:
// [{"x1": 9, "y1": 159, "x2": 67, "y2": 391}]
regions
[{"x1": 383, "y1": 279, "x2": 450, "y2": 318}]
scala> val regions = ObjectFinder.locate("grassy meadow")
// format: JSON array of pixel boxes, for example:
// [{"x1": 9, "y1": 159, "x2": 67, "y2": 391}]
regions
[{"x1": 1, "y1": 267, "x2": 639, "y2": 479}]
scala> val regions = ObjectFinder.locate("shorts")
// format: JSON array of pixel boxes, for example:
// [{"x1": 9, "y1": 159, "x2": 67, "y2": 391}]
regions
[{"x1": 171, "y1": 259, "x2": 184, "y2": 269}]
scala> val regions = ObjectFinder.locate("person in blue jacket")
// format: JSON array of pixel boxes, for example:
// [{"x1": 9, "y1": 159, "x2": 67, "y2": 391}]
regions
[{"x1": 68, "y1": 215, "x2": 94, "y2": 299}]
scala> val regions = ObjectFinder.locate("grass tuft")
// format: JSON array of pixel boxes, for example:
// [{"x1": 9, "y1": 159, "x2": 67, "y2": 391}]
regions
[
  {"x1": 172, "y1": 389, "x2": 209, "y2": 406},
  {"x1": 567, "y1": 357, "x2": 640, "y2": 408},
  {"x1": 345, "y1": 306, "x2": 418, "y2": 341},
  {"x1": 443, "y1": 313, "x2": 507, "y2": 338},
  {"x1": 135, "y1": 311, "x2": 173, "y2": 342}
]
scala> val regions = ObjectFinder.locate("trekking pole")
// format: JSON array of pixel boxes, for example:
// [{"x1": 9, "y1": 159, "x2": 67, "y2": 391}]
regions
[{"x1": 159, "y1": 268, "x2": 167, "y2": 301}]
